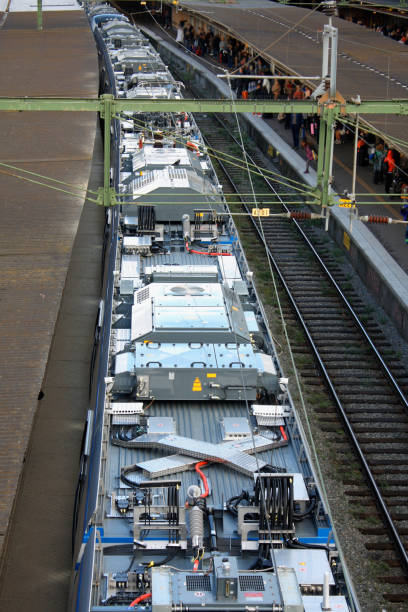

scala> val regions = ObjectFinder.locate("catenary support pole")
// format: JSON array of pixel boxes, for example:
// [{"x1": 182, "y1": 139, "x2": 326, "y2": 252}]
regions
[{"x1": 37, "y1": 0, "x2": 43, "y2": 31}]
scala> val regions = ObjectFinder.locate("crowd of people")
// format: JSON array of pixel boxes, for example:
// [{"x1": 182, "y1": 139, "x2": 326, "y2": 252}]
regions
[
  {"x1": 342, "y1": 14, "x2": 408, "y2": 44},
  {"x1": 173, "y1": 19, "x2": 408, "y2": 198},
  {"x1": 175, "y1": 21, "x2": 321, "y2": 154}
]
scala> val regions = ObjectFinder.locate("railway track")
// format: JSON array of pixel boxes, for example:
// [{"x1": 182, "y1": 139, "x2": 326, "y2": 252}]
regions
[{"x1": 194, "y1": 111, "x2": 408, "y2": 607}]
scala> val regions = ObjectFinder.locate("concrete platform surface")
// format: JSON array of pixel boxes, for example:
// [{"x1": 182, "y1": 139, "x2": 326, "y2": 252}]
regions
[
  {"x1": 0, "y1": 6, "x2": 99, "y2": 591},
  {"x1": 180, "y1": 0, "x2": 408, "y2": 150}
]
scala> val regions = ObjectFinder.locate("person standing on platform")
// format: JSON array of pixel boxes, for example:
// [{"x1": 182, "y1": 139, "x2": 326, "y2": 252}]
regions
[
  {"x1": 372, "y1": 144, "x2": 384, "y2": 184},
  {"x1": 176, "y1": 22, "x2": 184, "y2": 45},
  {"x1": 401, "y1": 198, "x2": 408, "y2": 244},
  {"x1": 293, "y1": 83, "x2": 304, "y2": 100},
  {"x1": 291, "y1": 113, "x2": 303, "y2": 150},
  {"x1": 302, "y1": 140, "x2": 314, "y2": 173},
  {"x1": 383, "y1": 148, "x2": 396, "y2": 194}
]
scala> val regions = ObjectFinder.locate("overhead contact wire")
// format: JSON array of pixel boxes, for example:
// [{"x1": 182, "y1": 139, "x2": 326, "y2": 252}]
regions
[
  {"x1": 0, "y1": 160, "x2": 98, "y2": 194},
  {"x1": 0, "y1": 167, "x2": 99, "y2": 203},
  {"x1": 128, "y1": 114, "x2": 313, "y2": 194}
]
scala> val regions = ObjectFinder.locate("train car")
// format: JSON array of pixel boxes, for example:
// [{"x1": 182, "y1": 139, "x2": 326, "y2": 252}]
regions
[{"x1": 69, "y1": 5, "x2": 353, "y2": 611}]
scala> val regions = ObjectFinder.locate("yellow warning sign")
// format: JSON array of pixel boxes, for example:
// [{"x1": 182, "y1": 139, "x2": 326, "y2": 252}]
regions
[
  {"x1": 192, "y1": 377, "x2": 202, "y2": 392},
  {"x1": 251, "y1": 208, "x2": 270, "y2": 217},
  {"x1": 339, "y1": 199, "x2": 355, "y2": 209},
  {"x1": 206, "y1": 373, "x2": 216, "y2": 378}
]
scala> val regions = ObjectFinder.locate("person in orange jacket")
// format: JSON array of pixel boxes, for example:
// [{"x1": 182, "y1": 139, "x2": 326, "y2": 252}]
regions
[{"x1": 383, "y1": 149, "x2": 396, "y2": 194}]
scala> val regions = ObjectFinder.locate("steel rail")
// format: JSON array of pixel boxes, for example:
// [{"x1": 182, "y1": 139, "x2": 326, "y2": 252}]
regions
[{"x1": 202, "y1": 113, "x2": 408, "y2": 575}]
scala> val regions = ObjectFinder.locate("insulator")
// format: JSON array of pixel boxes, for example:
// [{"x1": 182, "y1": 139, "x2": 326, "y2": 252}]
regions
[
  {"x1": 322, "y1": 0, "x2": 337, "y2": 16},
  {"x1": 290, "y1": 212, "x2": 311, "y2": 220},
  {"x1": 189, "y1": 505, "x2": 204, "y2": 549},
  {"x1": 368, "y1": 215, "x2": 388, "y2": 224},
  {"x1": 186, "y1": 485, "x2": 201, "y2": 506}
]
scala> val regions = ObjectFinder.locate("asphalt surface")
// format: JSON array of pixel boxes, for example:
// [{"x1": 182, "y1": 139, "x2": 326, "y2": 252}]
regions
[{"x1": 0, "y1": 8, "x2": 102, "y2": 610}]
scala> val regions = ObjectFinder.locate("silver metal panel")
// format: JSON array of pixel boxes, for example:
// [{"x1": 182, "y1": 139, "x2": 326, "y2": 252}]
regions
[
  {"x1": 135, "y1": 342, "x2": 217, "y2": 369},
  {"x1": 147, "y1": 416, "x2": 176, "y2": 436},
  {"x1": 154, "y1": 306, "x2": 229, "y2": 330},
  {"x1": 128, "y1": 86, "x2": 170, "y2": 99},
  {"x1": 244, "y1": 310, "x2": 259, "y2": 333},
  {"x1": 223, "y1": 435, "x2": 278, "y2": 454},
  {"x1": 154, "y1": 295, "x2": 224, "y2": 307},
  {"x1": 137, "y1": 454, "x2": 196, "y2": 478},
  {"x1": 232, "y1": 279, "x2": 249, "y2": 295},
  {"x1": 133, "y1": 147, "x2": 191, "y2": 171},
  {"x1": 151, "y1": 567, "x2": 172, "y2": 612},
  {"x1": 221, "y1": 417, "x2": 250, "y2": 440},
  {"x1": 277, "y1": 567, "x2": 303, "y2": 611},
  {"x1": 217, "y1": 254, "x2": 242, "y2": 285},
  {"x1": 255, "y1": 352, "x2": 277, "y2": 376},
  {"x1": 213, "y1": 343, "x2": 256, "y2": 369},
  {"x1": 119, "y1": 279, "x2": 134, "y2": 296},
  {"x1": 121, "y1": 254, "x2": 140, "y2": 279},
  {"x1": 131, "y1": 300, "x2": 152, "y2": 340},
  {"x1": 113, "y1": 328, "x2": 131, "y2": 351},
  {"x1": 123, "y1": 236, "x2": 151, "y2": 249},
  {"x1": 274, "y1": 549, "x2": 334, "y2": 587},
  {"x1": 114, "y1": 352, "x2": 134, "y2": 375},
  {"x1": 303, "y1": 596, "x2": 348, "y2": 611},
  {"x1": 123, "y1": 215, "x2": 138, "y2": 227},
  {"x1": 293, "y1": 473, "x2": 310, "y2": 504}
]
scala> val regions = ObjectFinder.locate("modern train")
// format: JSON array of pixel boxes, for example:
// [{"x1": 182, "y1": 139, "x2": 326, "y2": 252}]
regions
[{"x1": 69, "y1": 4, "x2": 354, "y2": 610}]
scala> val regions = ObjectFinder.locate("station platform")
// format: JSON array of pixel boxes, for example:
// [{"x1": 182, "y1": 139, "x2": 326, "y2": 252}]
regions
[
  {"x1": 138, "y1": 2, "x2": 408, "y2": 270},
  {"x1": 140, "y1": 11, "x2": 408, "y2": 340},
  {"x1": 0, "y1": 4, "x2": 103, "y2": 611}
]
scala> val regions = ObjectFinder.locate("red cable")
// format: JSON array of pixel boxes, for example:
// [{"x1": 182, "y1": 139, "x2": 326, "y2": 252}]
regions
[
  {"x1": 195, "y1": 461, "x2": 209, "y2": 498},
  {"x1": 280, "y1": 425, "x2": 288, "y2": 442},
  {"x1": 185, "y1": 242, "x2": 232, "y2": 257},
  {"x1": 129, "y1": 592, "x2": 152, "y2": 608}
]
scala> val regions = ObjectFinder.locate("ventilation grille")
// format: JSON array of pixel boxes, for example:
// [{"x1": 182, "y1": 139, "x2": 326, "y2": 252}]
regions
[
  {"x1": 186, "y1": 575, "x2": 211, "y2": 591},
  {"x1": 135, "y1": 286, "x2": 150, "y2": 304},
  {"x1": 239, "y1": 575, "x2": 265, "y2": 591}
]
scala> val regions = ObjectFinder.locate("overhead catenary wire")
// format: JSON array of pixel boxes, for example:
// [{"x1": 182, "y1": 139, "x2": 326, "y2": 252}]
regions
[
  {"x1": 0, "y1": 160, "x2": 99, "y2": 195},
  {"x1": 0, "y1": 167, "x2": 99, "y2": 204},
  {"x1": 340, "y1": 115, "x2": 408, "y2": 158},
  {"x1": 222, "y1": 74, "x2": 283, "y2": 572},
  {"x1": 127, "y1": 113, "x2": 314, "y2": 194},
  {"x1": 229, "y1": 2, "x2": 324, "y2": 76},
  {"x1": 221, "y1": 76, "x2": 359, "y2": 608}
]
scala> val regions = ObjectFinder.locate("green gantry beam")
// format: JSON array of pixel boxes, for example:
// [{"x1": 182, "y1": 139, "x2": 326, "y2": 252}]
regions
[
  {"x1": 0, "y1": 95, "x2": 407, "y2": 115},
  {"x1": 1, "y1": 94, "x2": 408, "y2": 207}
]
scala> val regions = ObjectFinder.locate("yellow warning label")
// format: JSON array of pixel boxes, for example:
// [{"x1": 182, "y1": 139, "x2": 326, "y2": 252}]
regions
[
  {"x1": 206, "y1": 373, "x2": 217, "y2": 378},
  {"x1": 343, "y1": 231, "x2": 350, "y2": 251},
  {"x1": 192, "y1": 377, "x2": 202, "y2": 392}
]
